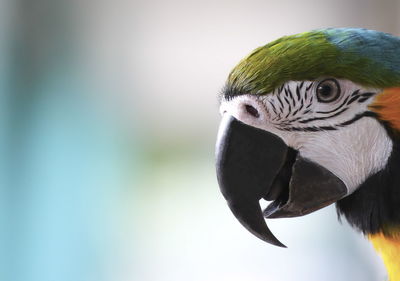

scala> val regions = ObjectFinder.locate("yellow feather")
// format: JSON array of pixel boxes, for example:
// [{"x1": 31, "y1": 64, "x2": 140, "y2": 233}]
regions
[{"x1": 369, "y1": 232, "x2": 400, "y2": 281}]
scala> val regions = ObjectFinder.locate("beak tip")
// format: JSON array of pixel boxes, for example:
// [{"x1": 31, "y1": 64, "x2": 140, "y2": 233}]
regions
[
  {"x1": 275, "y1": 241, "x2": 287, "y2": 248},
  {"x1": 278, "y1": 242, "x2": 287, "y2": 248},
  {"x1": 259, "y1": 234, "x2": 287, "y2": 248}
]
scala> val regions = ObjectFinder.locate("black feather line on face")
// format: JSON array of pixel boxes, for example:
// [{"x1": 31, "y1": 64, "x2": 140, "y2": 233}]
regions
[
  {"x1": 316, "y1": 95, "x2": 351, "y2": 114},
  {"x1": 279, "y1": 111, "x2": 375, "y2": 131},
  {"x1": 291, "y1": 108, "x2": 301, "y2": 117},
  {"x1": 347, "y1": 94, "x2": 362, "y2": 105},
  {"x1": 298, "y1": 107, "x2": 348, "y2": 124},
  {"x1": 284, "y1": 97, "x2": 292, "y2": 115},
  {"x1": 268, "y1": 101, "x2": 278, "y2": 115},
  {"x1": 296, "y1": 85, "x2": 301, "y2": 101},
  {"x1": 336, "y1": 118, "x2": 400, "y2": 235},
  {"x1": 286, "y1": 86, "x2": 295, "y2": 105},
  {"x1": 306, "y1": 82, "x2": 313, "y2": 91},
  {"x1": 276, "y1": 93, "x2": 284, "y2": 112}
]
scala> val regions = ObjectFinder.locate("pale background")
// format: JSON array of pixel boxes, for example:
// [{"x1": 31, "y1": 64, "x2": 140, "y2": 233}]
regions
[{"x1": 1, "y1": 0, "x2": 399, "y2": 280}]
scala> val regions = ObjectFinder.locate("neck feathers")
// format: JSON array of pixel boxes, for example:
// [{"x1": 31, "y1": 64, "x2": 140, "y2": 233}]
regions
[
  {"x1": 336, "y1": 88, "x2": 400, "y2": 279},
  {"x1": 336, "y1": 87, "x2": 400, "y2": 233}
]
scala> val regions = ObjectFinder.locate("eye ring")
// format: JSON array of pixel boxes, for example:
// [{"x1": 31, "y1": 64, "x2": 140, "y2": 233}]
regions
[{"x1": 316, "y1": 78, "x2": 341, "y2": 103}]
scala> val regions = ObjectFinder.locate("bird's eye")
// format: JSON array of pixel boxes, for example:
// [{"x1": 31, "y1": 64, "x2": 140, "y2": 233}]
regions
[{"x1": 316, "y1": 79, "x2": 341, "y2": 103}]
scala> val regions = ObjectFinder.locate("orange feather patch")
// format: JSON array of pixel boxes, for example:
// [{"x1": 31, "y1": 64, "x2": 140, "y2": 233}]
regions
[{"x1": 369, "y1": 88, "x2": 400, "y2": 131}]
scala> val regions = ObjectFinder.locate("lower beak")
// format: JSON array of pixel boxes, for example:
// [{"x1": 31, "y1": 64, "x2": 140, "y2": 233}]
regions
[{"x1": 215, "y1": 115, "x2": 347, "y2": 247}]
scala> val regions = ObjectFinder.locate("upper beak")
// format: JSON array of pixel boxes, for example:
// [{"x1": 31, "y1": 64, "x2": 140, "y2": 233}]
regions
[{"x1": 215, "y1": 115, "x2": 347, "y2": 247}]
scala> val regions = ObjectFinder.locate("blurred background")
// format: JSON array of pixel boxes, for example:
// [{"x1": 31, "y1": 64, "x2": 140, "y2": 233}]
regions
[{"x1": 1, "y1": 0, "x2": 399, "y2": 280}]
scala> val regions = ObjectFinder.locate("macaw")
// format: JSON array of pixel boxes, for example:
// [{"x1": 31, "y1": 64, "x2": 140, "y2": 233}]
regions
[{"x1": 215, "y1": 28, "x2": 400, "y2": 280}]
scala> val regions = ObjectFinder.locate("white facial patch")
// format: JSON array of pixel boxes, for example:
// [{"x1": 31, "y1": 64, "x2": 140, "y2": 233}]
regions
[
  {"x1": 294, "y1": 117, "x2": 392, "y2": 193},
  {"x1": 220, "y1": 79, "x2": 393, "y2": 194}
]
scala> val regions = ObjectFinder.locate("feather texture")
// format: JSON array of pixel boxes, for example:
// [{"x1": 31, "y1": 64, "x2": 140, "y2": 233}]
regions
[
  {"x1": 226, "y1": 28, "x2": 400, "y2": 98},
  {"x1": 370, "y1": 87, "x2": 400, "y2": 130},
  {"x1": 369, "y1": 232, "x2": 400, "y2": 281}
]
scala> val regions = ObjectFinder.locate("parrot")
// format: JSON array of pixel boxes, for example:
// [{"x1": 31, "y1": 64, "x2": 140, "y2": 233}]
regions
[{"x1": 215, "y1": 28, "x2": 400, "y2": 280}]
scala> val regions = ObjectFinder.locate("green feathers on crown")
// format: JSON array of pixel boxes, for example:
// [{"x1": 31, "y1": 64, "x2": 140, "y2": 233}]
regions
[{"x1": 226, "y1": 28, "x2": 400, "y2": 97}]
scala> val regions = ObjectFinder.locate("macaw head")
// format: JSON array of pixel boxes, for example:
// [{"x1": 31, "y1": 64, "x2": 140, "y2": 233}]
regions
[{"x1": 216, "y1": 28, "x2": 400, "y2": 247}]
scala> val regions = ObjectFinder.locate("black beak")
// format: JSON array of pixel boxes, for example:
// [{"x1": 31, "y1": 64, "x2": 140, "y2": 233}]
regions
[{"x1": 215, "y1": 115, "x2": 347, "y2": 247}]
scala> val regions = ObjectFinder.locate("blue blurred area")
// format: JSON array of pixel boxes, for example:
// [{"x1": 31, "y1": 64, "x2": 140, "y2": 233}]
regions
[
  {"x1": 5, "y1": 78, "x2": 124, "y2": 281},
  {"x1": 2, "y1": 1, "x2": 135, "y2": 280}
]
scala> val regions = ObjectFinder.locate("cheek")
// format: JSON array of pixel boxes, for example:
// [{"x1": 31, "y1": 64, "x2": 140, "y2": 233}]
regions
[{"x1": 291, "y1": 118, "x2": 392, "y2": 193}]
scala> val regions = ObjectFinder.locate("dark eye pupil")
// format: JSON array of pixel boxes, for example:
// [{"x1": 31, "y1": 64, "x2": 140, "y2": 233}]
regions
[
  {"x1": 318, "y1": 85, "x2": 332, "y2": 97},
  {"x1": 316, "y1": 78, "x2": 340, "y2": 103}
]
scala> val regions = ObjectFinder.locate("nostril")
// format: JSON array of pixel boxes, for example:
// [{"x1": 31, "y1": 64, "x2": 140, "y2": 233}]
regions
[{"x1": 245, "y1": 104, "x2": 260, "y2": 118}]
